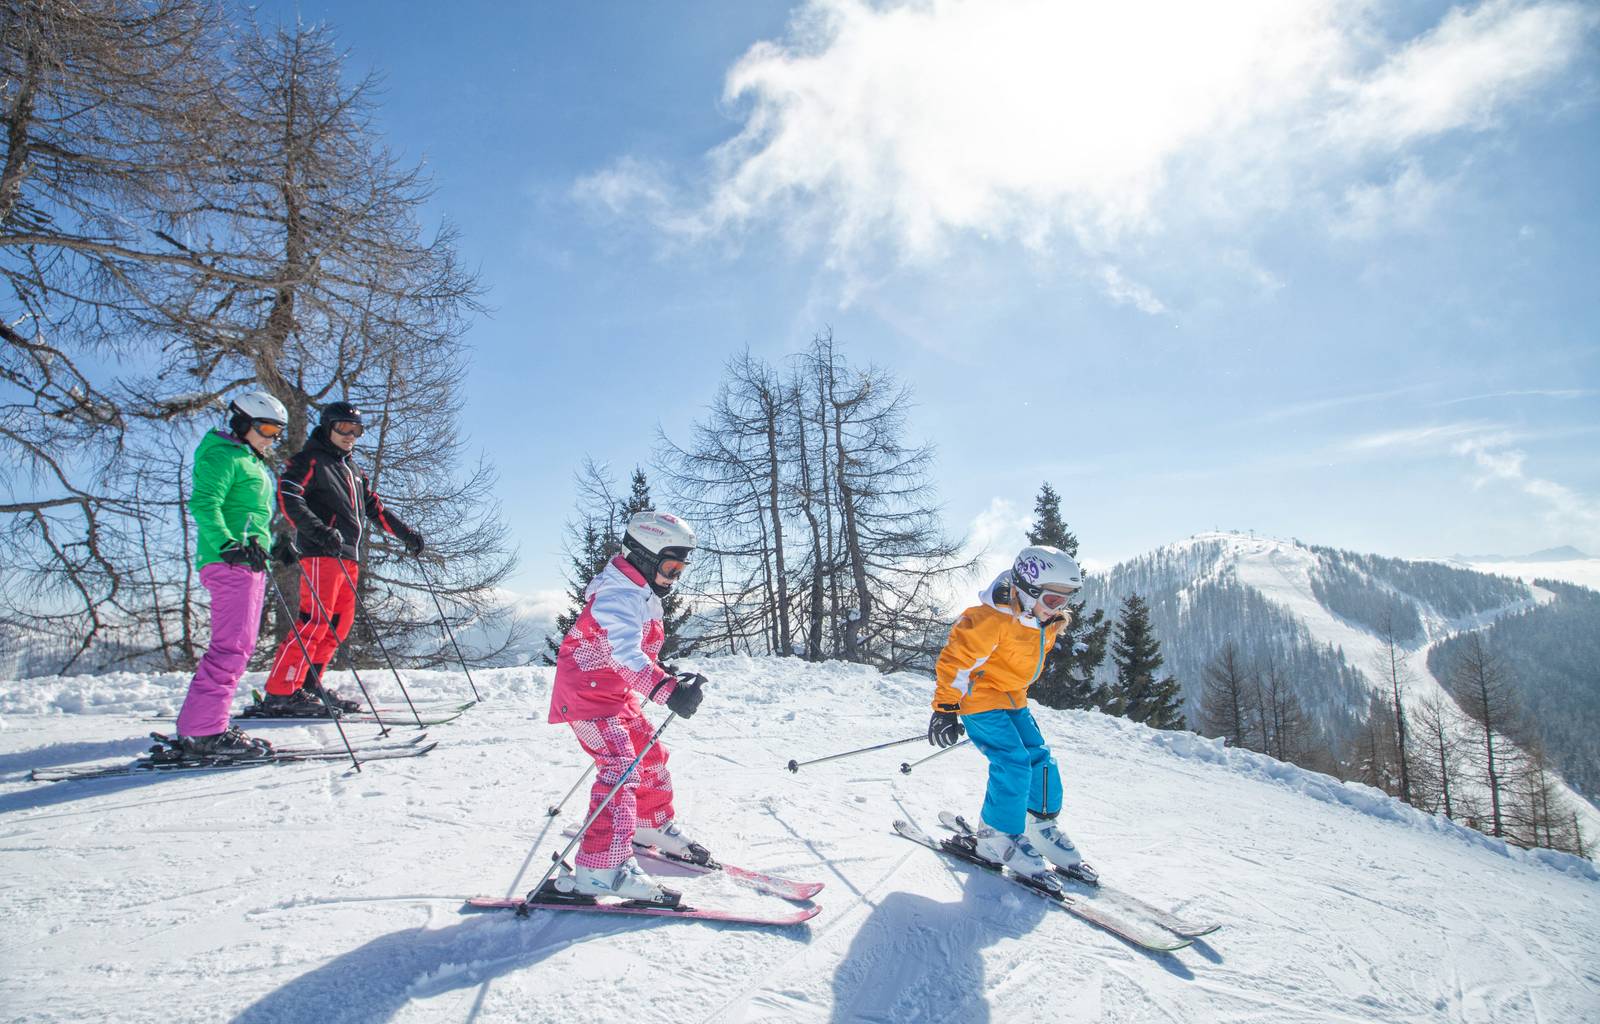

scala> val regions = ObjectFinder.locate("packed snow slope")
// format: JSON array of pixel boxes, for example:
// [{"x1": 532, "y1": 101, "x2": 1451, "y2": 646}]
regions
[{"x1": 2, "y1": 659, "x2": 1597, "y2": 1024}]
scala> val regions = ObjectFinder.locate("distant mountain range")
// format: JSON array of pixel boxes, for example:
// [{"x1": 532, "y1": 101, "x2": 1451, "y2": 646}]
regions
[
  {"x1": 1079, "y1": 532, "x2": 1600, "y2": 804},
  {"x1": 1450, "y1": 546, "x2": 1593, "y2": 563}
]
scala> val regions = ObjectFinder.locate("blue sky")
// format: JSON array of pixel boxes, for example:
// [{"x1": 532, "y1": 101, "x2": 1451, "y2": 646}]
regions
[{"x1": 257, "y1": 0, "x2": 1599, "y2": 597}]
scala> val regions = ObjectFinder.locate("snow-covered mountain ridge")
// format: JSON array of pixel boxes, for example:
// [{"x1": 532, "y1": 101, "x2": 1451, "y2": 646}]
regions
[
  {"x1": 1080, "y1": 531, "x2": 1600, "y2": 798},
  {"x1": 2, "y1": 658, "x2": 1597, "y2": 1022}
]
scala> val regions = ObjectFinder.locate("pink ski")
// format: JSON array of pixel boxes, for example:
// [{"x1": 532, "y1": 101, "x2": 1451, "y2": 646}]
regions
[{"x1": 560, "y1": 826, "x2": 824, "y2": 901}]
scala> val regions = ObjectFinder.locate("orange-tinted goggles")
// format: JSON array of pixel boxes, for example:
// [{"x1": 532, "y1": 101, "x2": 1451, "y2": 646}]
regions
[
  {"x1": 657, "y1": 558, "x2": 688, "y2": 581},
  {"x1": 254, "y1": 421, "x2": 284, "y2": 439}
]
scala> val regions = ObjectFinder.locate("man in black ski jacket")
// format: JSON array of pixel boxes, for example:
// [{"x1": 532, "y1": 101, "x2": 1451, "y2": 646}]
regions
[{"x1": 260, "y1": 401, "x2": 424, "y2": 712}]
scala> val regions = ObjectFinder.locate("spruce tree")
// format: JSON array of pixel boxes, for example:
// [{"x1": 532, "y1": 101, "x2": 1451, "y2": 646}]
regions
[
  {"x1": 1024, "y1": 482, "x2": 1110, "y2": 709},
  {"x1": 1106, "y1": 593, "x2": 1186, "y2": 729}
]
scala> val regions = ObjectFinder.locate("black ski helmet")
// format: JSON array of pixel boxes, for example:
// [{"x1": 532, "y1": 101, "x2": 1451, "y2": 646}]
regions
[{"x1": 319, "y1": 401, "x2": 363, "y2": 430}]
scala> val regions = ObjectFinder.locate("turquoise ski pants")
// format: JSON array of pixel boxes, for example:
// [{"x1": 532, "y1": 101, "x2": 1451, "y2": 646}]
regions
[{"x1": 963, "y1": 707, "x2": 1062, "y2": 835}]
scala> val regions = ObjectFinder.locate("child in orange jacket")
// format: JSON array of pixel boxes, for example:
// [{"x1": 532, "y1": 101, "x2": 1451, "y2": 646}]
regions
[{"x1": 928, "y1": 545, "x2": 1097, "y2": 884}]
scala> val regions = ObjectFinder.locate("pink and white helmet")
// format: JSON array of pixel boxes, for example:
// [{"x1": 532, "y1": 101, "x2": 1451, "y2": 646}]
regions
[{"x1": 622, "y1": 511, "x2": 697, "y2": 581}]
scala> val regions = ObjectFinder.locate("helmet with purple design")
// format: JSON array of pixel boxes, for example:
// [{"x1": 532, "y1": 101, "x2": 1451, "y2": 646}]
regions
[{"x1": 1010, "y1": 545, "x2": 1083, "y2": 617}]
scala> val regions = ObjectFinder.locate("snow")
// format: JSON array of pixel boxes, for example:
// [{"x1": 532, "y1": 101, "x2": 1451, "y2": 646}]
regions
[{"x1": 3, "y1": 656, "x2": 1598, "y2": 1023}]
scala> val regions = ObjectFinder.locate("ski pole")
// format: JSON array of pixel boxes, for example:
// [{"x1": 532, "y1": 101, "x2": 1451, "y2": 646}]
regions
[
  {"x1": 288, "y1": 554, "x2": 392, "y2": 736},
  {"x1": 521, "y1": 712, "x2": 678, "y2": 909},
  {"x1": 253, "y1": 524, "x2": 360, "y2": 773},
  {"x1": 414, "y1": 555, "x2": 482, "y2": 703},
  {"x1": 900, "y1": 739, "x2": 969, "y2": 774},
  {"x1": 329, "y1": 555, "x2": 424, "y2": 729},
  {"x1": 546, "y1": 762, "x2": 596, "y2": 817},
  {"x1": 785, "y1": 734, "x2": 924, "y2": 773}
]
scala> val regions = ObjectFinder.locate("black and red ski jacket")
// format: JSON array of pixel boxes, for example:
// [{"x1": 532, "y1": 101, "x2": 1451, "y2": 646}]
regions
[{"x1": 277, "y1": 428, "x2": 417, "y2": 560}]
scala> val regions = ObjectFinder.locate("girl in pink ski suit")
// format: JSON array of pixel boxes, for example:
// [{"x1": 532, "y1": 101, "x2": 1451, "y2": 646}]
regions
[{"x1": 550, "y1": 517, "x2": 702, "y2": 874}]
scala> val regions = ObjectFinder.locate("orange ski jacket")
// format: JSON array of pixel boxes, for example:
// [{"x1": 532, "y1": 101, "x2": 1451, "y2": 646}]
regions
[{"x1": 933, "y1": 573, "x2": 1068, "y2": 715}]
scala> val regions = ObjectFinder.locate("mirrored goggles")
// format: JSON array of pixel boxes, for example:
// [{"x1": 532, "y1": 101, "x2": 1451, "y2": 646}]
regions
[
  {"x1": 253, "y1": 420, "x2": 284, "y2": 439},
  {"x1": 331, "y1": 421, "x2": 365, "y2": 438},
  {"x1": 1035, "y1": 587, "x2": 1078, "y2": 612},
  {"x1": 656, "y1": 558, "x2": 689, "y2": 582}
]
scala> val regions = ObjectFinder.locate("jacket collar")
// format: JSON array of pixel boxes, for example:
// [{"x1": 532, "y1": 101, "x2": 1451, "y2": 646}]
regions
[
  {"x1": 212, "y1": 429, "x2": 268, "y2": 464},
  {"x1": 980, "y1": 571, "x2": 1046, "y2": 630},
  {"x1": 612, "y1": 553, "x2": 648, "y2": 587},
  {"x1": 305, "y1": 427, "x2": 351, "y2": 461}
]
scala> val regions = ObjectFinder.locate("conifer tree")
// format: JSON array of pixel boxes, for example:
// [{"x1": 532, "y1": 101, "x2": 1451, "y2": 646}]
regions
[
  {"x1": 1106, "y1": 593, "x2": 1186, "y2": 729},
  {"x1": 1024, "y1": 482, "x2": 1109, "y2": 709}
]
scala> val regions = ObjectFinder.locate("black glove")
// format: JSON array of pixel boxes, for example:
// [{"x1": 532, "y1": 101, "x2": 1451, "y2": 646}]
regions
[
  {"x1": 929, "y1": 706, "x2": 964, "y2": 747},
  {"x1": 271, "y1": 533, "x2": 299, "y2": 566},
  {"x1": 403, "y1": 529, "x2": 425, "y2": 557},
  {"x1": 665, "y1": 672, "x2": 706, "y2": 719},
  {"x1": 220, "y1": 539, "x2": 267, "y2": 572},
  {"x1": 245, "y1": 536, "x2": 270, "y2": 571},
  {"x1": 312, "y1": 524, "x2": 343, "y2": 553}
]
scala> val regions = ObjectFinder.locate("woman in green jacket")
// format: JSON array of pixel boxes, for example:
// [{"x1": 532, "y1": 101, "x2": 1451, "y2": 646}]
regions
[{"x1": 174, "y1": 391, "x2": 287, "y2": 757}]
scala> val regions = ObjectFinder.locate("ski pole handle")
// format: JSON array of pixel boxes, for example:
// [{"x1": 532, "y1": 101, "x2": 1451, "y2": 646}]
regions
[{"x1": 785, "y1": 734, "x2": 925, "y2": 773}]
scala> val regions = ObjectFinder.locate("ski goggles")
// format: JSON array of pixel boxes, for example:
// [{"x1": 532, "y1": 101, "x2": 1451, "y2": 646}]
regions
[
  {"x1": 1036, "y1": 589, "x2": 1076, "y2": 612},
  {"x1": 1016, "y1": 578, "x2": 1078, "y2": 611},
  {"x1": 253, "y1": 420, "x2": 284, "y2": 439},
  {"x1": 656, "y1": 558, "x2": 689, "y2": 582},
  {"x1": 331, "y1": 421, "x2": 365, "y2": 438}
]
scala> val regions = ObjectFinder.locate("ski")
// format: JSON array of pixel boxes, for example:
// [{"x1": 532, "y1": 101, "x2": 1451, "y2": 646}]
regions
[
  {"x1": 462, "y1": 895, "x2": 820, "y2": 927},
  {"x1": 559, "y1": 826, "x2": 824, "y2": 902},
  {"x1": 234, "y1": 696, "x2": 475, "y2": 726},
  {"x1": 894, "y1": 818, "x2": 1192, "y2": 953},
  {"x1": 30, "y1": 740, "x2": 438, "y2": 783},
  {"x1": 248, "y1": 732, "x2": 433, "y2": 757},
  {"x1": 937, "y1": 812, "x2": 1219, "y2": 939}
]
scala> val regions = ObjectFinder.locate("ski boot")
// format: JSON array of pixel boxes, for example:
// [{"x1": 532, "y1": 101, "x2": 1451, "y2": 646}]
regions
[
  {"x1": 302, "y1": 664, "x2": 363, "y2": 713},
  {"x1": 301, "y1": 681, "x2": 362, "y2": 713},
  {"x1": 970, "y1": 824, "x2": 1053, "y2": 883},
  {"x1": 176, "y1": 725, "x2": 272, "y2": 760},
  {"x1": 634, "y1": 819, "x2": 714, "y2": 866},
  {"x1": 548, "y1": 857, "x2": 681, "y2": 907},
  {"x1": 1025, "y1": 812, "x2": 1098, "y2": 885},
  {"x1": 259, "y1": 688, "x2": 332, "y2": 716}
]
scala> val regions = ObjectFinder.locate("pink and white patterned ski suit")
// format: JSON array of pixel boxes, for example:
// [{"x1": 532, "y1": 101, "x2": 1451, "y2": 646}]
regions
[{"x1": 550, "y1": 555, "x2": 680, "y2": 869}]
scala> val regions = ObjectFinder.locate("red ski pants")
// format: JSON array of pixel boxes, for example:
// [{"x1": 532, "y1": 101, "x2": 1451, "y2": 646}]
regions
[
  {"x1": 570, "y1": 702, "x2": 675, "y2": 869},
  {"x1": 264, "y1": 557, "x2": 359, "y2": 695}
]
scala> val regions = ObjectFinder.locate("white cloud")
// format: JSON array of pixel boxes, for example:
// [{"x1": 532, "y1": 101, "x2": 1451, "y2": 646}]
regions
[
  {"x1": 1453, "y1": 437, "x2": 1600, "y2": 541},
  {"x1": 1325, "y1": 0, "x2": 1593, "y2": 151},
  {"x1": 1331, "y1": 161, "x2": 1451, "y2": 239},
  {"x1": 579, "y1": 0, "x2": 1597, "y2": 303},
  {"x1": 1098, "y1": 265, "x2": 1168, "y2": 315},
  {"x1": 940, "y1": 496, "x2": 1031, "y2": 611},
  {"x1": 1342, "y1": 422, "x2": 1500, "y2": 452}
]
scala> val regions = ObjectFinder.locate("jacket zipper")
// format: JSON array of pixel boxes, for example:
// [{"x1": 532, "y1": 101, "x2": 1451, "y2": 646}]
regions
[{"x1": 340, "y1": 459, "x2": 362, "y2": 551}]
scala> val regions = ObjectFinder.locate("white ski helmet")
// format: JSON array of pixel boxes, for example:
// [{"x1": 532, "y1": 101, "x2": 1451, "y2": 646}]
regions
[
  {"x1": 228, "y1": 390, "x2": 288, "y2": 433},
  {"x1": 622, "y1": 511, "x2": 697, "y2": 581},
  {"x1": 1010, "y1": 545, "x2": 1083, "y2": 616}
]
